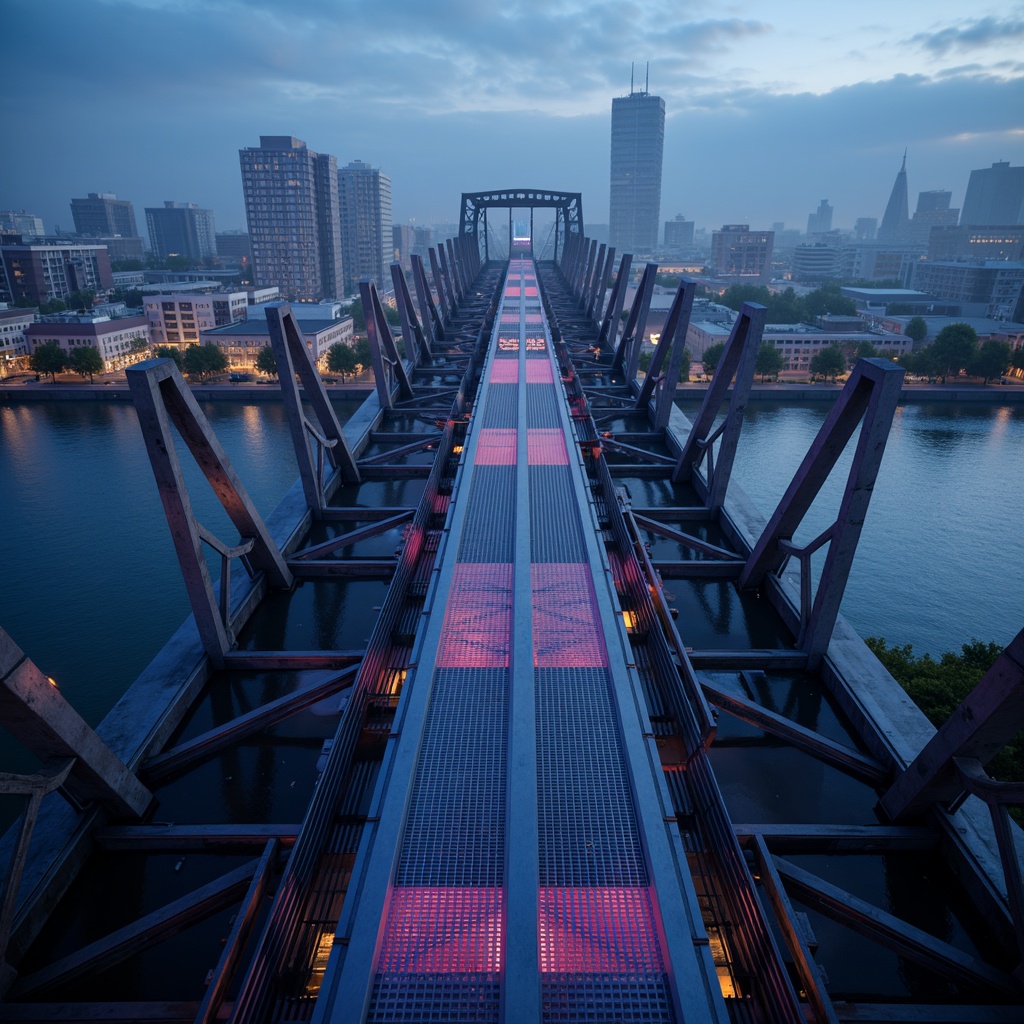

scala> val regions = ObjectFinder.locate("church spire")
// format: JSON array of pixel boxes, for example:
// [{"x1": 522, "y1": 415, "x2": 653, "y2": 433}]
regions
[{"x1": 878, "y1": 151, "x2": 910, "y2": 242}]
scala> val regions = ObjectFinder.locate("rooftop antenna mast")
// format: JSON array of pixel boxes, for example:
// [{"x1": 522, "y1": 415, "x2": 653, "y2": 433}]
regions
[{"x1": 630, "y1": 62, "x2": 634, "y2": 95}]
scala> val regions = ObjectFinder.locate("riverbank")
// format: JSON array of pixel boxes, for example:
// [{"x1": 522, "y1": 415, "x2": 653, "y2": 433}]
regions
[{"x1": 3, "y1": 377, "x2": 1022, "y2": 404}]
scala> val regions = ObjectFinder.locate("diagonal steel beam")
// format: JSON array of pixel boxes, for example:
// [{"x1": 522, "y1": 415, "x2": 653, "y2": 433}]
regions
[
  {"x1": 739, "y1": 358, "x2": 904, "y2": 668},
  {"x1": 635, "y1": 279, "x2": 697, "y2": 413},
  {"x1": 126, "y1": 359, "x2": 293, "y2": 667},
  {"x1": 391, "y1": 262, "x2": 431, "y2": 365},
  {"x1": 411, "y1": 254, "x2": 444, "y2": 342},
  {"x1": 611, "y1": 262, "x2": 656, "y2": 378},
  {"x1": 671, "y1": 302, "x2": 765, "y2": 509}
]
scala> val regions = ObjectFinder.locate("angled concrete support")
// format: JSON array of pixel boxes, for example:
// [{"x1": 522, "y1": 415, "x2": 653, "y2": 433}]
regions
[
  {"x1": 611, "y1": 261, "x2": 656, "y2": 378},
  {"x1": 636, "y1": 279, "x2": 697, "y2": 421},
  {"x1": 738, "y1": 358, "x2": 904, "y2": 668},
  {"x1": 361, "y1": 280, "x2": 414, "y2": 409},
  {"x1": 671, "y1": 301, "x2": 765, "y2": 508},
  {"x1": 265, "y1": 303, "x2": 360, "y2": 518},
  {"x1": 391, "y1": 262, "x2": 431, "y2": 365},
  {"x1": 882, "y1": 626, "x2": 1024, "y2": 821},
  {"x1": 428, "y1": 246, "x2": 450, "y2": 323},
  {"x1": 597, "y1": 253, "x2": 632, "y2": 351},
  {"x1": 0, "y1": 631, "x2": 151, "y2": 822},
  {"x1": 411, "y1": 254, "x2": 444, "y2": 342},
  {"x1": 126, "y1": 358, "x2": 293, "y2": 667}
]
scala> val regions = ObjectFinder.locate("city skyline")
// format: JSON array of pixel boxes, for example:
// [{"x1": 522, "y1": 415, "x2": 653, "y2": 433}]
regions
[{"x1": 2, "y1": 1, "x2": 1023, "y2": 237}]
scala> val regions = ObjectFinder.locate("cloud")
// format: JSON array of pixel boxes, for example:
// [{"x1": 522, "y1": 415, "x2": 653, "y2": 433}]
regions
[{"x1": 910, "y1": 14, "x2": 1024, "y2": 56}]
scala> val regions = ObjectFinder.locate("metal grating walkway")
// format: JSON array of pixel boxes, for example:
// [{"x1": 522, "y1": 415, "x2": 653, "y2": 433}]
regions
[{"x1": 318, "y1": 260, "x2": 727, "y2": 1023}]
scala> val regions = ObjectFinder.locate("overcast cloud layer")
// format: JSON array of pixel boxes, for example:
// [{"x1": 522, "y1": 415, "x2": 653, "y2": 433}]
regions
[{"x1": 2, "y1": 0, "x2": 1023, "y2": 237}]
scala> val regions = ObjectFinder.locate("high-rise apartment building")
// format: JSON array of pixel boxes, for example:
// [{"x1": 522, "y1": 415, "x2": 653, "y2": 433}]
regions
[
  {"x1": 145, "y1": 202, "x2": 217, "y2": 262},
  {"x1": 709, "y1": 224, "x2": 774, "y2": 285},
  {"x1": 71, "y1": 193, "x2": 139, "y2": 240},
  {"x1": 0, "y1": 242, "x2": 113, "y2": 305},
  {"x1": 663, "y1": 214, "x2": 694, "y2": 248},
  {"x1": 609, "y1": 81, "x2": 665, "y2": 253},
  {"x1": 338, "y1": 160, "x2": 392, "y2": 296},
  {"x1": 239, "y1": 136, "x2": 343, "y2": 302},
  {"x1": 960, "y1": 161, "x2": 1024, "y2": 226},
  {"x1": 806, "y1": 200, "x2": 833, "y2": 237},
  {"x1": 909, "y1": 190, "x2": 959, "y2": 244}
]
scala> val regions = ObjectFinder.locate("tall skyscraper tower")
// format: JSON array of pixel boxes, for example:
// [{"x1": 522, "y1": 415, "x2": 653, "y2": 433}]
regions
[
  {"x1": 609, "y1": 68, "x2": 665, "y2": 253},
  {"x1": 806, "y1": 200, "x2": 833, "y2": 237},
  {"x1": 145, "y1": 201, "x2": 217, "y2": 262},
  {"x1": 338, "y1": 160, "x2": 393, "y2": 296},
  {"x1": 70, "y1": 193, "x2": 139, "y2": 239},
  {"x1": 878, "y1": 153, "x2": 911, "y2": 242},
  {"x1": 961, "y1": 161, "x2": 1024, "y2": 226},
  {"x1": 239, "y1": 136, "x2": 344, "y2": 302}
]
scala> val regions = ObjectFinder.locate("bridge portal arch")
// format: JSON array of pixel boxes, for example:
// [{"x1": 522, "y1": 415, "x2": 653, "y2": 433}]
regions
[{"x1": 459, "y1": 189, "x2": 583, "y2": 264}]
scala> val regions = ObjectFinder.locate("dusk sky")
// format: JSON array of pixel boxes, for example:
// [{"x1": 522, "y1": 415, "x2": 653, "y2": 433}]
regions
[{"x1": 3, "y1": 0, "x2": 1024, "y2": 239}]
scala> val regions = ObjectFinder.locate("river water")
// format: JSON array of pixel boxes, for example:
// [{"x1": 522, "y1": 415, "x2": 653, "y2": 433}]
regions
[{"x1": 1, "y1": 398, "x2": 1021, "y2": 765}]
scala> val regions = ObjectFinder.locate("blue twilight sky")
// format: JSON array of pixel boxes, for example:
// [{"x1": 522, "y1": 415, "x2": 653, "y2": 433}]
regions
[{"x1": 2, "y1": 0, "x2": 1023, "y2": 237}]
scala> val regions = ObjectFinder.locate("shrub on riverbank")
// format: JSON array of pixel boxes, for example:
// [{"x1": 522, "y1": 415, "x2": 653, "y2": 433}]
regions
[{"x1": 866, "y1": 636, "x2": 1023, "y2": 821}]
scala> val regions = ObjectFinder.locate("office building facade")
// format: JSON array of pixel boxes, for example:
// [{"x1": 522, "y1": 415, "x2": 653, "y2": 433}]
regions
[
  {"x1": 240, "y1": 136, "x2": 344, "y2": 302},
  {"x1": 145, "y1": 202, "x2": 217, "y2": 262},
  {"x1": 338, "y1": 160, "x2": 392, "y2": 296},
  {"x1": 609, "y1": 89, "x2": 665, "y2": 253},
  {"x1": 143, "y1": 291, "x2": 250, "y2": 350},
  {"x1": 709, "y1": 224, "x2": 774, "y2": 285},
  {"x1": 960, "y1": 161, "x2": 1024, "y2": 226},
  {"x1": 71, "y1": 193, "x2": 139, "y2": 240}
]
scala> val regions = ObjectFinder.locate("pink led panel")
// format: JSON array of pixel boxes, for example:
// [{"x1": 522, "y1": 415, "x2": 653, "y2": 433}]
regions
[
  {"x1": 526, "y1": 313, "x2": 543, "y2": 325},
  {"x1": 525, "y1": 361, "x2": 553, "y2": 384},
  {"x1": 504, "y1": 286, "x2": 521, "y2": 297},
  {"x1": 538, "y1": 887, "x2": 666, "y2": 973},
  {"x1": 531, "y1": 563, "x2": 607, "y2": 667},
  {"x1": 489, "y1": 360, "x2": 519, "y2": 384},
  {"x1": 525, "y1": 286, "x2": 539, "y2": 297},
  {"x1": 527, "y1": 429, "x2": 569, "y2": 465},
  {"x1": 474, "y1": 428, "x2": 517, "y2": 465},
  {"x1": 377, "y1": 887, "x2": 504, "y2": 973},
  {"x1": 435, "y1": 564, "x2": 512, "y2": 667}
]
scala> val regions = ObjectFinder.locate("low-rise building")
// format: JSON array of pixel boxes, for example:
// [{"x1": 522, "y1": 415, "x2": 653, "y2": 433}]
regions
[
  {"x1": 910, "y1": 260, "x2": 1024, "y2": 321},
  {"x1": 0, "y1": 306, "x2": 35, "y2": 375},
  {"x1": 684, "y1": 314, "x2": 909, "y2": 371},
  {"x1": 26, "y1": 313, "x2": 149, "y2": 370},
  {"x1": 144, "y1": 291, "x2": 250, "y2": 350},
  {"x1": 709, "y1": 224, "x2": 774, "y2": 285},
  {"x1": 201, "y1": 315, "x2": 354, "y2": 370}
]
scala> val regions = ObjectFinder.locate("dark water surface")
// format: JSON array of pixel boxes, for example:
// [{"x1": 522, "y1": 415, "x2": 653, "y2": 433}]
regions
[{"x1": 1, "y1": 398, "x2": 1021, "y2": 759}]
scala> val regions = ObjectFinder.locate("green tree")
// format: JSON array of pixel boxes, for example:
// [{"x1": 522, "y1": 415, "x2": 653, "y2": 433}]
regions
[
  {"x1": 810, "y1": 344, "x2": 847, "y2": 380},
  {"x1": 129, "y1": 336, "x2": 149, "y2": 357},
  {"x1": 348, "y1": 296, "x2": 366, "y2": 331},
  {"x1": 754, "y1": 343, "x2": 783, "y2": 381},
  {"x1": 353, "y1": 336, "x2": 372, "y2": 372},
  {"x1": 110, "y1": 259, "x2": 144, "y2": 272},
  {"x1": 866, "y1": 636, "x2": 1022, "y2": 818},
  {"x1": 719, "y1": 284, "x2": 772, "y2": 311},
  {"x1": 183, "y1": 343, "x2": 228, "y2": 381},
  {"x1": 154, "y1": 345, "x2": 184, "y2": 370},
  {"x1": 855, "y1": 341, "x2": 880, "y2": 360},
  {"x1": 969, "y1": 339, "x2": 1011, "y2": 382},
  {"x1": 930, "y1": 322, "x2": 978, "y2": 382},
  {"x1": 68, "y1": 345, "x2": 104, "y2": 382},
  {"x1": 30, "y1": 341, "x2": 67, "y2": 381},
  {"x1": 905, "y1": 316, "x2": 928, "y2": 342},
  {"x1": 803, "y1": 282, "x2": 856, "y2": 317},
  {"x1": 255, "y1": 345, "x2": 278, "y2": 377},
  {"x1": 37, "y1": 298, "x2": 67, "y2": 315},
  {"x1": 702, "y1": 341, "x2": 727, "y2": 377},
  {"x1": 1012, "y1": 347, "x2": 1024, "y2": 371},
  {"x1": 326, "y1": 342, "x2": 358, "y2": 382},
  {"x1": 66, "y1": 289, "x2": 96, "y2": 311},
  {"x1": 637, "y1": 349, "x2": 653, "y2": 374},
  {"x1": 680, "y1": 347, "x2": 691, "y2": 383}
]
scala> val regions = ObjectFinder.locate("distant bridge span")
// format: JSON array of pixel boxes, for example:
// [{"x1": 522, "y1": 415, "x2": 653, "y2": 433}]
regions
[{"x1": 459, "y1": 188, "x2": 583, "y2": 262}]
